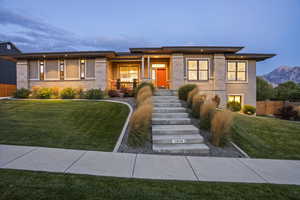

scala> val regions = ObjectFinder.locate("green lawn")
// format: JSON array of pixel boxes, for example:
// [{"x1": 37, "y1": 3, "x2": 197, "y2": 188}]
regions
[
  {"x1": 231, "y1": 114, "x2": 300, "y2": 160},
  {"x1": 0, "y1": 169, "x2": 299, "y2": 200},
  {"x1": 0, "y1": 100, "x2": 129, "y2": 151}
]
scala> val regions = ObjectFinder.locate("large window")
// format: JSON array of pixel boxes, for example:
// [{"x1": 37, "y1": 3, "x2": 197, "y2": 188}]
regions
[
  {"x1": 65, "y1": 59, "x2": 80, "y2": 80},
  {"x1": 45, "y1": 60, "x2": 59, "y2": 80},
  {"x1": 28, "y1": 60, "x2": 39, "y2": 80},
  {"x1": 85, "y1": 59, "x2": 95, "y2": 79},
  {"x1": 187, "y1": 60, "x2": 209, "y2": 81},
  {"x1": 119, "y1": 66, "x2": 138, "y2": 82},
  {"x1": 228, "y1": 95, "x2": 242, "y2": 104},
  {"x1": 227, "y1": 61, "x2": 247, "y2": 81}
]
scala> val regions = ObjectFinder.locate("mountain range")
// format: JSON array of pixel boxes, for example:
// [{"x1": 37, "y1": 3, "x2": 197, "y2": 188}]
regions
[{"x1": 262, "y1": 66, "x2": 300, "y2": 85}]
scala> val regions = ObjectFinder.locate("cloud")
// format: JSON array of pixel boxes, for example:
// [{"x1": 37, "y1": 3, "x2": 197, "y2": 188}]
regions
[{"x1": 0, "y1": 5, "x2": 152, "y2": 52}]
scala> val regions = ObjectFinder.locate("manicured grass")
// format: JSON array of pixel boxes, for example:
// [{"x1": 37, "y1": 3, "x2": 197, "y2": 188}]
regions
[
  {"x1": 0, "y1": 100, "x2": 129, "y2": 151},
  {"x1": 0, "y1": 169, "x2": 299, "y2": 200},
  {"x1": 231, "y1": 114, "x2": 300, "y2": 160}
]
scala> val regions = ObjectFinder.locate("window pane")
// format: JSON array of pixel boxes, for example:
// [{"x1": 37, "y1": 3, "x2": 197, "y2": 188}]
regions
[
  {"x1": 120, "y1": 66, "x2": 138, "y2": 82},
  {"x1": 86, "y1": 59, "x2": 95, "y2": 78},
  {"x1": 199, "y1": 60, "x2": 208, "y2": 70},
  {"x1": 227, "y1": 72, "x2": 236, "y2": 81},
  {"x1": 238, "y1": 62, "x2": 246, "y2": 71},
  {"x1": 152, "y1": 64, "x2": 165, "y2": 68},
  {"x1": 188, "y1": 71, "x2": 197, "y2": 80},
  {"x1": 199, "y1": 71, "x2": 208, "y2": 80},
  {"x1": 237, "y1": 71, "x2": 246, "y2": 81},
  {"x1": 228, "y1": 95, "x2": 241, "y2": 104},
  {"x1": 235, "y1": 96, "x2": 241, "y2": 104},
  {"x1": 29, "y1": 60, "x2": 39, "y2": 79},
  {"x1": 45, "y1": 60, "x2": 59, "y2": 80},
  {"x1": 188, "y1": 60, "x2": 197, "y2": 70},
  {"x1": 228, "y1": 62, "x2": 236, "y2": 71},
  {"x1": 228, "y1": 96, "x2": 235, "y2": 102},
  {"x1": 65, "y1": 59, "x2": 79, "y2": 80}
]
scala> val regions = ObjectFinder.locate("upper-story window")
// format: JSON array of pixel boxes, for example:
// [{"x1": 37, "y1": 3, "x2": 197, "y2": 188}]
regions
[
  {"x1": 227, "y1": 61, "x2": 247, "y2": 81},
  {"x1": 187, "y1": 59, "x2": 209, "y2": 81}
]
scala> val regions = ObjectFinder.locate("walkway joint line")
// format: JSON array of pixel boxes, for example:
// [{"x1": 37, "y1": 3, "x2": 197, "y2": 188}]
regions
[
  {"x1": 185, "y1": 156, "x2": 199, "y2": 181},
  {"x1": 131, "y1": 154, "x2": 138, "y2": 177},
  {"x1": 236, "y1": 158, "x2": 269, "y2": 183},
  {"x1": 0, "y1": 147, "x2": 38, "y2": 168},
  {"x1": 64, "y1": 151, "x2": 87, "y2": 173}
]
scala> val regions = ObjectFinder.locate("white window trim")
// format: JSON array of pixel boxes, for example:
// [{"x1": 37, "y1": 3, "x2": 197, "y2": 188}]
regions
[
  {"x1": 44, "y1": 60, "x2": 60, "y2": 81},
  {"x1": 64, "y1": 59, "x2": 81, "y2": 80},
  {"x1": 227, "y1": 93, "x2": 244, "y2": 107},
  {"x1": 85, "y1": 59, "x2": 96, "y2": 80},
  {"x1": 226, "y1": 60, "x2": 248, "y2": 84},
  {"x1": 29, "y1": 60, "x2": 40, "y2": 81},
  {"x1": 186, "y1": 58, "x2": 210, "y2": 81}
]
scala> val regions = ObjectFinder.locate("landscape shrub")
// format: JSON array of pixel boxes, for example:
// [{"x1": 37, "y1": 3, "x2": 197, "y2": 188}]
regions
[
  {"x1": 187, "y1": 87, "x2": 199, "y2": 108},
  {"x1": 136, "y1": 86, "x2": 152, "y2": 107},
  {"x1": 60, "y1": 88, "x2": 76, "y2": 99},
  {"x1": 295, "y1": 106, "x2": 300, "y2": 121},
  {"x1": 128, "y1": 103, "x2": 153, "y2": 147},
  {"x1": 14, "y1": 88, "x2": 30, "y2": 98},
  {"x1": 212, "y1": 95, "x2": 221, "y2": 107},
  {"x1": 211, "y1": 110, "x2": 233, "y2": 146},
  {"x1": 135, "y1": 82, "x2": 154, "y2": 96},
  {"x1": 191, "y1": 94, "x2": 205, "y2": 118},
  {"x1": 35, "y1": 88, "x2": 53, "y2": 99},
  {"x1": 227, "y1": 101, "x2": 241, "y2": 112},
  {"x1": 108, "y1": 90, "x2": 120, "y2": 97},
  {"x1": 242, "y1": 105, "x2": 256, "y2": 115},
  {"x1": 85, "y1": 89, "x2": 104, "y2": 99},
  {"x1": 121, "y1": 88, "x2": 134, "y2": 97},
  {"x1": 178, "y1": 84, "x2": 197, "y2": 101},
  {"x1": 276, "y1": 105, "x2": 298, "y2": 120},
  {"x1": 51, "y1": 87, "x2": 60, "y2": 99},
  {"x1": 200, "y1": 101, "x2": 216, "y2": 130}
]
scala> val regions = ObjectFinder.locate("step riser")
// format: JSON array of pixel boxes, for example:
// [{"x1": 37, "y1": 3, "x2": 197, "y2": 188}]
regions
[
  {"x1": 153, "y1": 138, "x2": 204, "y2": 144},
  {"x1": 152, "y1": 113, "x2": 189, "y2": 118},
  {"x1": 154, "y1": 100, "x2": 180, "y2": 103},
  {"x1": 154, "y1": 103, "x2": 182, "y2": 107},
  {"x1": 152, "y1": 129, "x2": 199, "y2": 135},
  {"x1": 155, "y1": 93, "x2": 173, "y2": 96},
  {"x1": 153, "y1": 108, "x2": 186, "y2": 113},
  {"x1": 153, "y1": 96, "x2": 177, "y2": 99},
  {"x1": 152, "y1": 119, "x2": 191, "y2": 125},
  {"x1": 153, "y1": 148, "x2": 209, "y2": 154}
]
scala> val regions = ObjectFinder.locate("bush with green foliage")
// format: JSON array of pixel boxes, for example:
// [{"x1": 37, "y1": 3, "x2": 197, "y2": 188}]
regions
[
  {"x1": 276, "y1": 105, "x2": 298, "y2": 120},
  {"x1": 274, "y1": 81, "x2": 300, "y2": 101},
  {"x1": 135, "y1": 82, "x2": 154, "y2": 97},
  {"x1": 108, "y1": 90, "x2": 120, "y2": 97},
  {"x1": 242, "y1": 105, "x2": 256, "y2": 115},
  {"x1": 227, "y1": 101, "x2": 241, "y2": 112},
  {"x1": 60, "y1": 88, "x2": 76, "y2": 99},
  {"x1": 14, "y1": 88, "x2": 30, "y2": 98},
  {"x1": 35, "y1": 88, "x2": 53, "y2": 99},
  {"x1": 178, "y1": 84, "x2": 197, "y2": 101},
  {"x1": 256, "y1": 77, "x2": 274, "y2": 101},
  {"x1": 85, "y1": 89, "x2": 104, "y2": 99}
]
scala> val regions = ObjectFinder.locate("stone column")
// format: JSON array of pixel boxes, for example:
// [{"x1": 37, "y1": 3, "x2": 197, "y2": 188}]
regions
[
  {"x1": 147, "y1": 56, "x2": 151, "y2": 80},
  {"x1": 170, "y1": 54, "x2": 185, "y2": 90},
  {"x1": 95, "y1": 58, "x2": 107, "y2": 90},
  {"x1": 141, "y1": 56, "x2": 144, "y2": 80},
  {"x1": 213, "y1": 54, "x2": 227, "y2": 108},
  {"x1": 16, "y1": 60, "x2": 29, "y2": 89}
]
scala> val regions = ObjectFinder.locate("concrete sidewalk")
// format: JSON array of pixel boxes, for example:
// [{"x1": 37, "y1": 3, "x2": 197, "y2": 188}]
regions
[{"x1": 0, "y1": 144, "x2": 299, "y2": 185}]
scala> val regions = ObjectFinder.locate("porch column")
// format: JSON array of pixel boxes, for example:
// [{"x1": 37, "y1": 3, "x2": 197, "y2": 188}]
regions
[
  {"x1": 141, "y1": 56, "x2": 144, "y2": 79},
  {"x1": 16, "y1": 60, "x2": 29, "y2": 89},
  {"x1": 147, "y1": 56, "x2": 151, "y2": 80},
  {"x1": 213, "y1": 54, "x2": 227, "y2": 108}
]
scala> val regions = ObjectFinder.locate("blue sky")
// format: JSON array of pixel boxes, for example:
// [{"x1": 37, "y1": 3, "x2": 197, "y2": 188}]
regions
[{"x1": 0, "y1": 0, "x2": 299, "y2": 75}]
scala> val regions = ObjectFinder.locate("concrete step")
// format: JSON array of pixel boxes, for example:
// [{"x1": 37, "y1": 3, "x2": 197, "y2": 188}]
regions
[
  {"x1": 154, "y1": 103, "x2": 182, "y2": 107},
  {"x1": 153, "y1": 99, "x2": 180, "y2": 103},
  {"x1": 152, "y1": 125, "x2": 199, "y2": 135},
  {"x1": 153, "y1": 107, "x2": 186, "y2": 113},
  {"x1": 153, "y1": 143, "x2": 210, "y2": 154},
  {"x1": 152, "y1": 118, "x2": 191, "y2": 125},
  {"x1": 155, "y1": 92, "x2": 173, "y2": 96},
  {"x1": 153, "y1": 96, "x2": 177, "y2": 99},
  {"x1": 152, "y1": 134, "x2": 204, "y2": 144},
  {"x1": 152, "y1": 113, "x2": 189, "y2": 118}
]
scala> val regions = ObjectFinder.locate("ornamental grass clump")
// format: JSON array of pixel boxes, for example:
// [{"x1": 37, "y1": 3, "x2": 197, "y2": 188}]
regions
[
  {"x1": 128, "y1": 103, "x2": 153, "y2": 147},
  {"x1": 200, "y1": 101, "x2": 216, "y2": 130},
  {"x1": 187, "y1": 87, "x2": 199, "y2": 108},
  {"x1": 211, "y1": 109, "x2": 233, "y2": 146},
  {"x1": 191, "y1": 94, "x2": 206, "y2": 118},
  {"x1": 136, "y1": 86, "x2": 152, "y2": 107}
]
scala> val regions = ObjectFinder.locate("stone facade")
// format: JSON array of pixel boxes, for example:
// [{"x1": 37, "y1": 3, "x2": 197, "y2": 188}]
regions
[
  {"x1": 16, "y1": 60, "x2": 28, "y2": 89},
  {"x1": 170, "y1": 54, "x2": 185, "y2": 89}
]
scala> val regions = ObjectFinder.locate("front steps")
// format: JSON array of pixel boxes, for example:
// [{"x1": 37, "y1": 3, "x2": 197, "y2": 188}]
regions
[{"x1": 152, "y1": 90, "x2": 209, "y2": 155}]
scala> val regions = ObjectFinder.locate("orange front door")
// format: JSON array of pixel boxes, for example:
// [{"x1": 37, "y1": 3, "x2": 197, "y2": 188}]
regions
[{"x1": 156, "y1": 68, "x2": 167, "y2": 88}]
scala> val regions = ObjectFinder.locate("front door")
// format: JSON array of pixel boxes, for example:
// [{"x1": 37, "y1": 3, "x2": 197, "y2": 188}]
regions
[{"x1": 156, "y1": 68, "x2": 167, "y2": 88}]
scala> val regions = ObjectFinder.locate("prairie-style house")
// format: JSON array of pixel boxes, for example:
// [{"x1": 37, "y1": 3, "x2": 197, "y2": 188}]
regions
[{"x1": 1, "y1": 45, "x2": 275, "y2": 107}]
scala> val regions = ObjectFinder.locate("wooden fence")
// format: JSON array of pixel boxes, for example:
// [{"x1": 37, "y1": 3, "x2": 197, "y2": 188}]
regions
[
  {"x1": 257, "y1": 101, "x2": 300, "y2": 115},
  {"x1": 0, "y1": 83, "x2": 16, "y2": 97}
]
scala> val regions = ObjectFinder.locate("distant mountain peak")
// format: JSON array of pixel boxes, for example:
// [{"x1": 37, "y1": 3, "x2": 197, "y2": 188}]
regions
[{"x1": 263, "y1": 66, "x2": 300, "y2": 85}]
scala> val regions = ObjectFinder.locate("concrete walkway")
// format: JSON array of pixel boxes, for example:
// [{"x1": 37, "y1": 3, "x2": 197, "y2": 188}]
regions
[{"x1": 1, "y1": 144, "x2": 300, "y2": 185}]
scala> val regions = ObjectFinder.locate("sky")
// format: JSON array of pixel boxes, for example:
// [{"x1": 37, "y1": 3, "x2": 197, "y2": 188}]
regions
[{"x1": 0, "y1": 0, "x2": 299, "y2": 75}]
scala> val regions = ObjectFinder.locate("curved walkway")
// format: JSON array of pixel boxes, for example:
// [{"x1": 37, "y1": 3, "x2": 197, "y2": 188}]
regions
[{"x1": 0, "y1": 144, "x2": 300, "y2": 185}]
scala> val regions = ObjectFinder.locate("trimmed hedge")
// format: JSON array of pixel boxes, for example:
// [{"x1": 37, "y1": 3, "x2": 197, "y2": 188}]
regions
[
  {"x1": 14, "y1": 88, "x2": 30, "y2": 98},
  {"x1": 178, "y1": 84, "x2": 197, "y2": 101},
  {"x1": 85, "y1": 89, "x2": 104, "y2": 99}
]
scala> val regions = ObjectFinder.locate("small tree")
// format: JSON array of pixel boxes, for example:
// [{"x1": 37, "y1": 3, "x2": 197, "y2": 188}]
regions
[{"x1": 256, "y1": 77, "x2": 274, "y2": 101}]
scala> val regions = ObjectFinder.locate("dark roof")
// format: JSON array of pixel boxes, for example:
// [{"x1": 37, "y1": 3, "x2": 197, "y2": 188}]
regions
[
  {"x1": 225, "y1": 53, "x2": 276, "y2": 61},
  {"x1": 130, "y1": 46, "x2": 244, "y2": 54},
  {"x1": 0, "y1": 42, "x2": 22, "y2": 54}
]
